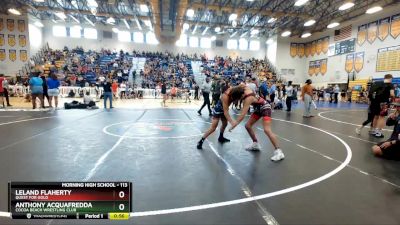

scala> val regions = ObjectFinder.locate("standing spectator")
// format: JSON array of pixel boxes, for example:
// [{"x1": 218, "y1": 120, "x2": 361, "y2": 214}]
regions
[
  {"x1": 47, "y1": 72, "x2": 60, "y2": 108},
  {"x1": 198, "y1": 77, "x2": 212, "y2": 116},
  {"x1": 334, "y1": 84, "x2": 340, "y2": 103},
  {"x1": 369, "y1": 74, "x2": 395, "y2": 138},
  {"x1": 41, "y1": 75, "x2": 50, "y2": 107},
  {"x1": 286, "y1": 81, "x2": 294, "y2": 112},
  {"x1": 29, "y1": 72, "x2": 44, "y2": 109},
  {"x1": 160, "y1": 81, "x2": 167, "y2": 107},
  {"x1": 301, "y1": 79, "x2": 314, "y2": 118},
  {"x1": 102, "y1": 78, "x2": 113, "y2": 109},
  {"x1": 112, "y1": 80, "x2": 118, "y2": 99},
  {"x1": 0, "y1": 74, "x2": 4, "y2": 108},
  {"x1": 211, "y1": 75, "x2": 221, "y2": 107},
  {"x1": 1, "y1": 75, "x2": 12, "y2": 106}
]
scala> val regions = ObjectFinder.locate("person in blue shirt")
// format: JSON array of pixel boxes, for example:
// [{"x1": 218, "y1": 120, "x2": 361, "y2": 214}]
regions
[
  {"x1": 47, "y1": 72, "x2": 60, "y2": 108},
  {"x1": 394, "y1": 84, "x2": 400, "y2": 98},
  {"x1": 29, "y1": 72, "x2": 44, "y2": 109}
]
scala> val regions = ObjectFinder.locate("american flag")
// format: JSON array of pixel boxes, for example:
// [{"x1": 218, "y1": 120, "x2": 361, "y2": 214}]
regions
[{"x1": 334, "y1": 25, "x2": 352, "y2": 41}]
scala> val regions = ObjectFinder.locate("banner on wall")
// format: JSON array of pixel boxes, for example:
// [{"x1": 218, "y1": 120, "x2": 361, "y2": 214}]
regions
[
  {"x1": 314, "y1": 60, "x2": 321, "y2": 75},
  {"x1": 367, "y1": 21, "x2": 378, "y2": 43},
  {"x1": 17, "y1": 20, "x2": 25, "y2": 32},
  {"x1": 6, "y1": 19, "x2": 14, "y2": 32},
  {"x1": 305, "y1": 43, "x2": 310, "y2": 57},
  {"x1": 0, "y1": 18, "x2": 3, "y2": 31},
  {"x1": 297, "y1": 43, "x2": 305, "y2": 57},
  {"x1": 357, "y1": 24, "x2": 367, "y2": 46},
  {"x1": 322, "y1": 37, "x2": 329, "y2": 54},
  {"x1": 8, "y1": 34, "x2": 15, "y2": 47},
  {"x1": 20, "y1": 50, "x2": 27, "y2": 62},
  {"x1": 0, "y1": 49, "x2": 5, "y2": 61},
  {"x1": 354, "y1": 52, "x2": 365, "y2": 73},
  {"x1": 308, "y1": 61, "x2": 315, "y2": 76},
  {"x1": 9, "y1": 49, "x2": 16, "y2": 61},
  {"x1": 345, "y1": 53, "x2": 354, "y2": 73},
  {"x1": 0, "y1": 34, "x2": 4, "y2": 46},
  {"x1": 311, "y1": 41, "x2": 316, "y2": 56},
  {"x1": 290, "y1": 43, "x2": 297, "y2": 57},
  {"x1": 19, "y1": 35, "x2": 26, "y2": 47},
  {"x1": 316, "y1": 39, "x2": 322, "y2": 55},
  {"x1": 391, "y1": 14, "x2": 400, "y2": 39},
  {"x1": 378, "y1": 17, "x2": 390, "y2": 41},
  {"x1": 320, "y1": 59, "x2": 327, "y2": 75}
]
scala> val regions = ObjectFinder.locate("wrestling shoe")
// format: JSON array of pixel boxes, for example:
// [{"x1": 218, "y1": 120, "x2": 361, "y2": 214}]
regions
[
  {"x1": 374, "y1": 132, "x2": 384, "y2": 138},
  {"x1": 271, "y1": 149, "x2": 285, "y2": 161},
  {"x1": 197, "y1": 140, "x2": 204, "y2": 149},
  {"x1": 355, "y1": 127, "x2": 361, "y2": 135},
  {"x1": 218, "y1": 137, "x2": 230, "y2": 143},
  {"x1": 245, "y1": 142, "x2": 261, "y2": 151}
]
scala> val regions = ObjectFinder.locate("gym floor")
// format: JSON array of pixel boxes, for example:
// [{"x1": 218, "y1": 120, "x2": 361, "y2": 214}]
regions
[{"x1": 0, "y1": 104, "x2": 399, "y2": 225}]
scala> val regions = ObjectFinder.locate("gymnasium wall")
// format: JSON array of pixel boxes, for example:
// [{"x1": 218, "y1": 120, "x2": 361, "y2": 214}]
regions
[
  {"x1": 39, "y1": 22, "x2": 267, "y2": 60},
  {"x1": 0, "y1": 14, "x2": 30, "y2": 76},
  {"x1": 274, "y1": 5, "x2": 400, "y2": 87}
]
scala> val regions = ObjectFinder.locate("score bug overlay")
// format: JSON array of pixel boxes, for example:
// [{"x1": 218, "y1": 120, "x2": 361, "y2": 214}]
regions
[{"x1": 8, "y1": 182, "x2": 132, "y2": 220}]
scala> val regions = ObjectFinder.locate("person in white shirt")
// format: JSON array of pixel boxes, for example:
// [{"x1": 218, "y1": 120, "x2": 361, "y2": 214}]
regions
[
  {"x1": 334, "y1": 84, "x2": 340, "y2": 103},
  {"x1": 286, "y1": 81, "x2": 294, "y2": 112}
]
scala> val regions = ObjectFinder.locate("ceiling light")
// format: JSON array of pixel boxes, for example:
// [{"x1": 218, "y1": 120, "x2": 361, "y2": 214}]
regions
[
  {"x1": 232, "y1": 20, "x2": 237, "y2": 27},
  {"x1": 8, "y1": 8, "x2": 21, "y2": 16},
  {"x1": 71, "y1": 0, "x2": 78, "y2": 8},
  {"x1": 73, "y1": 25, "x2": 82, "y2": 29},
  {"x1": 51, "y1": 19, "x2": 58, "y2": 24},
  {"x1": 214, "y1": 27, "x2": 221, "y2": 32},
  {"x1": 229, "y1": 13, "x2": 238, "y2": 21},
  {"x1": 123, "y1": 19, "x2": 130, "y2": 29},
  {"x1": 34, "y1": 21, "x2": 44, "y2": 27},
  {"x1": 106, "y1": 17, "x2": 115, "y2": 24},
  {"x1": 338, "y1": 2, "x2": 355, "y2": 11},
  {"x1": 112, "y1": 27, "x2": 119, "y2": 33},
  {"x1": 327, "y1": 22, "x2": 340, "y2": 28},
  {"x1": 304, "y1": 19, "x2": 316, "y2": 26},
  {"x1": 87, "y1": 0, "x2": 98, "y2": 8},
  {"x1": 84, "y1": 16, "x2": 95, "y2": 26},
  {"x1": 294, "y1": 0, "x2": 309, "y2": 7},
  {"x1": 301, "y1": 32, "x2": 311, "y2": 38},
  {"x1": 140, "y1": 4, "x2": 149, "y2": 13},
  {"x1": 281, "y1": 31, "x2": 291, "y2": 37},
  {"x1": 267, "y1": 18, "x2": 276, "y2": 23},
  {"x1": 34, "y1": 0, "x2": 45, "y2": 2},
  {"x1": 246, "y1": 0, "x2": 255, "y2": 1},
  {"x1": 251, "y1": 29, "x2": 259, "y2": 35},
  {"x1": 211, "y1": 36, "x2": 216, "y2": 41},
  {"x1": 186, "y1": 9, "x2": 194, "y2": 17},
  {"x1": 202, "y1": 27, "x2": 209, "y2": 35},
  {"x1": 266, "y1": 38, "x2": 273, "y2": 45},
  {"x1": 183, "y1": 23, "x2": 190, "y2": 30},
  {"x1": 366, "y1": 6, "x2": 382, "y2": 14},
  {"x1": 69, "y1": 15, "x2": 80, "y2": 23},
  {"x1": 240, "y1": 31, "x2": 248, "y2": 38},
  {"x1": 54, "y1": 12, "x2": 67, "y2": 20}
]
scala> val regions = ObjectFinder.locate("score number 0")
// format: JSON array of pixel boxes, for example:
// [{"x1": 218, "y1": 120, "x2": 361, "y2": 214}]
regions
[{"x1": 118, "y1": 191, "x2": 126, "y2": 211}]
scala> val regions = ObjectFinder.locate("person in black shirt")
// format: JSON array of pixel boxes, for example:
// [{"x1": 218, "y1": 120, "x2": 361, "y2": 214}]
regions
[
  {"x1": 102, "y1": 78, "x2": 113, "y2": 109},
  {"x1": 41, "y1": 75, "x2": 49, "y2": 107},
  {"x1": 160, "y1": 81, "x2": 167, "y2": 107},
  {"x1": 372, "y1": 102, "x2": 400, "y2": 159},
  {"x1": 369, "y1": 74, "x2": 395, "y2": 138}
]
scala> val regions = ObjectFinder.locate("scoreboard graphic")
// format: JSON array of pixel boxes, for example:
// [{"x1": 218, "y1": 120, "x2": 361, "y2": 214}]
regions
[{"x1": 8, "y1": 182, "x2": 132, "y2": 220}]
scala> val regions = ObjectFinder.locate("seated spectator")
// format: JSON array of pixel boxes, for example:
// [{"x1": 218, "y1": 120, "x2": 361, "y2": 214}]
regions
[{"x1": 372, "y1": 102, "x2": 400, "y2": 159}]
